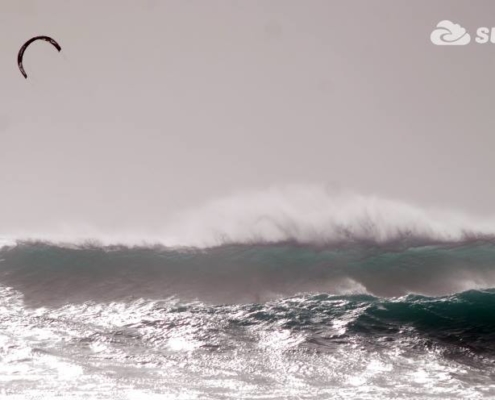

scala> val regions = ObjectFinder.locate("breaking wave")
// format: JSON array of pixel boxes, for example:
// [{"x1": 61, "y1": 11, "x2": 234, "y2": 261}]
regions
[
  {"x1": 2, "y1": 184, "x2": 495, "y2": 248},
  {"x1": 1, "y1": 185, "x2": 495, "y2": 306},
  {"x1": 2, "y1": 186, "x2": 495, "y2": 398}
]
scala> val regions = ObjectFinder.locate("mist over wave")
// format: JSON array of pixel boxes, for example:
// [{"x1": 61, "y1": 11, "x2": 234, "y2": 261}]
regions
[
  {"x1": 2, "y1": 185, "x2": 495, "y2": 248},
  {"x1": 161, "y1": 185, "x2": 495, "y2": 247}
]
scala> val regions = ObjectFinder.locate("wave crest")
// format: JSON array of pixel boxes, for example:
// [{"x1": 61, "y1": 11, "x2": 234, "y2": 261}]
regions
[
  {"x1": 162, "y1": 185, "x2": 495, "y2": 247},
  {"x1": 2, "y1": 185, "x2": 494, "y2": 248}
]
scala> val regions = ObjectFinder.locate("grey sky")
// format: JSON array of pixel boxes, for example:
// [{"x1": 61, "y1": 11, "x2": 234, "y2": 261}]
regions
[{"x1": 0, "y1": 1, "x2": 494, "y2": 236}]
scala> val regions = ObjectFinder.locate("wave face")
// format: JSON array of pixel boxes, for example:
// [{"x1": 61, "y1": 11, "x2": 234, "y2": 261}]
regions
[{"x1": 1, "y1": 240, "x2": 495, "y2": 306}]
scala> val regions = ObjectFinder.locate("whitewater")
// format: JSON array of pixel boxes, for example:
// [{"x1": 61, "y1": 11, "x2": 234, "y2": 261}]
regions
[{"x1": 2, "y1": 186, "x2": 495, "y2": 399}]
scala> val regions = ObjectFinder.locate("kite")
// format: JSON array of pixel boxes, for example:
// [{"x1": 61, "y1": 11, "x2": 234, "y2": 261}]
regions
[{"x1": 18, "y1": 36, "x2": 62, "y2": 79}]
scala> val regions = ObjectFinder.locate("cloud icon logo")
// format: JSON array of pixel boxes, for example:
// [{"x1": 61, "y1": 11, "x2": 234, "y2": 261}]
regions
[{"x1": 430, "y1": 20, "x2": 471, "y2": 45}]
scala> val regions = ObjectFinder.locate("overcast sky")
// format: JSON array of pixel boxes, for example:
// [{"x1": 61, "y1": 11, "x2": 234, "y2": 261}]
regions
[{"x1": 0, "y1": 1, "x2": 494, "y2": 236}]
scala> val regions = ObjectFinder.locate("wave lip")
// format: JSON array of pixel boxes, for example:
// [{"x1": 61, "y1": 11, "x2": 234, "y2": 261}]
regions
[{"x1": 3, "y1": 185, "x2": 495, "y2": 248}]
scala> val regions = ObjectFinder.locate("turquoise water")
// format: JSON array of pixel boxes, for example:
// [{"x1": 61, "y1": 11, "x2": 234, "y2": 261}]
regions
[{"x1": 1, "y1": 240, "x2": 495, "y2": 398}]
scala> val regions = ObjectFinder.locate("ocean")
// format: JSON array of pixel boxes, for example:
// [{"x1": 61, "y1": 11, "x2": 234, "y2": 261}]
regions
[
  {"x1": 2, "y1": 189, "x2": 495, "y2": 399},
  {"x1": 1, "y1": 240, "x2": 495, "y2": 399}
]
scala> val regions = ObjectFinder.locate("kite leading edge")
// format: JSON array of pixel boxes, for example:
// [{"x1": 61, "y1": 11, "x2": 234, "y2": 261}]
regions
[{"x1": 18, "y1": 36, "x2": 62, "y2": 79}]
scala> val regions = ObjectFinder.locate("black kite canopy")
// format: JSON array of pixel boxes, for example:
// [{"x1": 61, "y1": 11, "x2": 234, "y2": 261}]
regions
[{"x1": 18, "y1": 36, "x2": 62, "y2": 79}]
